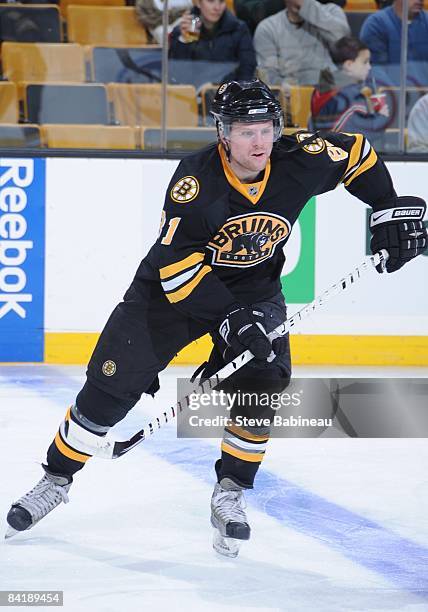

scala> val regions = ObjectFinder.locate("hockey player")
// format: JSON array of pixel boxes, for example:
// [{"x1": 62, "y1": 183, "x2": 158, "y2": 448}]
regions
[{"x1": 6, "y1": 80, "x2": 427, "y2": 557}]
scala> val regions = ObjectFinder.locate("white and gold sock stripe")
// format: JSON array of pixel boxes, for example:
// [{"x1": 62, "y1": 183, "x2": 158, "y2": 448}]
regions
[
  {"x1": 53, "y1": 405, "x2": 108, "y2": 464},
  {"x1": 221, "y1": 423, "x2": 270, "y2": 463}
]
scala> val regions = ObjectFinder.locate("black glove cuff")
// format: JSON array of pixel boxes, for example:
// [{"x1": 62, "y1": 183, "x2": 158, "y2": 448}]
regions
[
  {"x1": 370, "y1": 196, "x2": 426, "y2": 231},
  {"x1": 218, "y1": 303, "x2": 247, "y2": 345}
]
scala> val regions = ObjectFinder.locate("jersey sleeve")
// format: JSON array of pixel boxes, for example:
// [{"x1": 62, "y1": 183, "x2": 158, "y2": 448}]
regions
[
  {"x1": 155, "y1": 167, "x2": 237, "y2": 325},
  {"x1": 316, "y1": 132, "x2": 397, "y2": 209}
]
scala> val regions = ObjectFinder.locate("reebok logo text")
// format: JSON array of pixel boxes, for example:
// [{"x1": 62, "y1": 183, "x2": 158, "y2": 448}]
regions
[{"x1": 0, "y1": 159, "x2": 34, "y2": 319}]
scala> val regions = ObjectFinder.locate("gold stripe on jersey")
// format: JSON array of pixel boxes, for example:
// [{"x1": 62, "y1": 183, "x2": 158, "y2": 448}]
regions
[
  {"x1": 342, "y1": 133, "x2": 364, "y2": 181},
  {"x1": 159, "y1": 252, "x2": 204, "y2": 280},
  {"x1": 165, "y1": 265, "x2": 211, "y2": 303},
  {"x1": 54, "y1": 431, "x2": 91, "y2": 463},
  {"x1": 221, "y1": 441, "x2": 265, "y2": 463},
  {"x1": 219, "y1": 145, "x2": 271, "y2": 205},
  {"x1": 344, "y1": 147, "x2": 378, "y2": 186}
]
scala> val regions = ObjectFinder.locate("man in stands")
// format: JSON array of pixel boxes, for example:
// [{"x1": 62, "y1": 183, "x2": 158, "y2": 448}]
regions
[
  {"x1": 254, "y1": 0, "x2": 350, "y2": 89},
  {"x1": 360, "y1": 0, "x2": 428, "y2": 84}
]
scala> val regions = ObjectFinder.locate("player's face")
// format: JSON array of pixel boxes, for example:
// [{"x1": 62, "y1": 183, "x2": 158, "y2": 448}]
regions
[{"x1": 227, "y1": 121, "x2": 274, "y2": 179}]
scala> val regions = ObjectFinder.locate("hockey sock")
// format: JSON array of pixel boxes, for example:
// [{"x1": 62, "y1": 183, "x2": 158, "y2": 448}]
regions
[
  {"x1": 46, "y1": 404, "x2": 110, "y2": 477},
  {"x1": 216, "y1": 422, "x2": 270, "y2": 488}
]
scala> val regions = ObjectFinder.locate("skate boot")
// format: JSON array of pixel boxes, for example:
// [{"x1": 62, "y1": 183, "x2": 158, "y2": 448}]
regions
[
  {"x1": 210, "y1": 478, "x2": 250, "y2": 558},
  {"x1": 5, "y1": 465, "x2": 72, "y2": 539}
]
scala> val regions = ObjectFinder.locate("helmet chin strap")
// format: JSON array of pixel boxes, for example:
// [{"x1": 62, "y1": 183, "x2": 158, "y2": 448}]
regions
[
  {"x1": 216, "y1": 119, "x2": 232, "y2": 161},
  {"x1": 223, "y1": 140, "x2": 232, "y2": 162}
]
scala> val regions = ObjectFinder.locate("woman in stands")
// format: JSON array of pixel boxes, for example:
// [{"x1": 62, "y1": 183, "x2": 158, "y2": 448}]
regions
[{"x1": 169, "y1": 0, "x2": 256, "y2": 82}]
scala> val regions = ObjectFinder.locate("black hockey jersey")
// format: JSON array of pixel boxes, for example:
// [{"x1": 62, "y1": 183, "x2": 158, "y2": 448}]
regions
[{"x1": 137, "y1": 131, "x2": 396, "y2": 325}]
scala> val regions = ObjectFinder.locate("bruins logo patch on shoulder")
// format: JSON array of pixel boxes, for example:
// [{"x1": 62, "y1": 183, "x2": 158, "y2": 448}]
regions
[
  {"x1": 296, "y1": 132, "x2": 325, "y2": 154},
  {"x1": 171, "y1": 176, "x2": 200, "y2": 203}
]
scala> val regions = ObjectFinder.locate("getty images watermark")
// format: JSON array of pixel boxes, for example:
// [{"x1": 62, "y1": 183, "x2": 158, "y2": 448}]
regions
[
  {"x1": 186, "y1": 389, "x2": 329, "y2": 428},
  {"x1": 177, "y1": 378, "x2": 428, "y2": 439},
  {"x1": 176, "y1": 379, "x2": 336, "y2": 438}
]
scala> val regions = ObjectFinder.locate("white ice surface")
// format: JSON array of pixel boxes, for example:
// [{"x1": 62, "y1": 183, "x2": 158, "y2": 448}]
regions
[{"x1": 1, "y1": 365, "x2": 428, "y2": 612}]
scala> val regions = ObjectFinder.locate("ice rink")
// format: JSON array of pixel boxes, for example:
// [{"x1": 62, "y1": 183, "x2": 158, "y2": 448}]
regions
[{"x1": 1, "y1": 364, "x2": 428, "y2": 612}]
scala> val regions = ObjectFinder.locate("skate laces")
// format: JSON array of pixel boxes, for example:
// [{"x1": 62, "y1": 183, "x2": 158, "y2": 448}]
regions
[
  {"x1": 15, "y1": 475, "x2": 70, "y2": 523},
  {"x1": 213, "y1": 486, "x2": 247, "y2": 524}
]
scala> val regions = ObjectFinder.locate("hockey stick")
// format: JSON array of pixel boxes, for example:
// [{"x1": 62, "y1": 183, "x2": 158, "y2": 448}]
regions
[{"x1": 91, "y1": 249, "x2": 388, "y2": 460}]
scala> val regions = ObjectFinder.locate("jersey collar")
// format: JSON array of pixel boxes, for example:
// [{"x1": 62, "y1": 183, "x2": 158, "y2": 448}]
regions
[{"x1": 218, "y1": 145, "x2": 271, "y2": 205}]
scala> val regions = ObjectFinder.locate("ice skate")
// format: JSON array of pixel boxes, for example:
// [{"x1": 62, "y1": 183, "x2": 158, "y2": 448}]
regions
[
  {"x1": 210, "y1": 478, "x2": 250, "y2": 558},
  {"x1": 5, "y1": 465, "x2": 72, "y2": 539}
]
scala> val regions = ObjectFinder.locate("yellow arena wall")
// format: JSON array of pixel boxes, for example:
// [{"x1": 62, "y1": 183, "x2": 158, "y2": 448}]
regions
[{"x1": 44, "y1": 332, "x2": 428, "y2": 367}]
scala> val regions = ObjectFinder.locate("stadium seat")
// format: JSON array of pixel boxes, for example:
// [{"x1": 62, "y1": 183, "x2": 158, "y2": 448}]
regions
[
  {"x1": 200, "y1": 84, "x2": 287, "y2": 126},
  {"x1": 345, "y1": 11, "x2": 372, "y2": 37},
  {"x1": 141, "y1": 127, "x2": 217, "y2": 150},
  {"x1": 59, "y1": 0, "x2": 125, "y2": 18},
  {"x1": 140, "y1": 126, "x2": 299, "y2": 151},
  {"x1": 0, "y1": 124, "x2": 41, "y2": 148},
  {"x1": 225, "y1": 0, "x2": 235, "y2": 14},
  {"x1": 23, "y1": 83, "x2": 110, "y2": 124},
  {"x1": 2, "y1": 42, "x2": 85, "y2": 84},
  {"x1": 108, "y1": 84, "x2": 198, "y2": 127},
  {"x1": 380, "y1": 128, "x2": 401, "y2": 153},
  {"x1": 0, "y1": 5, "x2": 61, "y2": 42},
  {"x1": 289, "y1": 86, "x2": 314, "y2": 128},
  {"x1": 41, "y1": 124, "x2": 136, "y2": 148},
  {"x1": 67, "y1": 6, "x2": 148, "y2": 45},
  {"x1": 88, "y1": 45, "x2": 162, "y2": 83},
  {"x1": 345, "y1": 0, "x2": 376, "y2": 10},
  {"x1": 0, "y1": 82, "x2": 19, "y2": 123}
]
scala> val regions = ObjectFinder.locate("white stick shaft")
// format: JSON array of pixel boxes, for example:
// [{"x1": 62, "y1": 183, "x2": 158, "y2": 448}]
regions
[
  {"x1": 212, "y1": 249, "x2": 388, "y2": 380},
  {"x1": 95, "y1": 249, "x2": 388, "y2": 458}
]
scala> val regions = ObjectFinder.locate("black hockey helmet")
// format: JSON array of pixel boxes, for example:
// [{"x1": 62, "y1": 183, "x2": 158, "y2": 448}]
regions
[{"x1": 210, "y1": 79, "x2": 284, "y2": 141}]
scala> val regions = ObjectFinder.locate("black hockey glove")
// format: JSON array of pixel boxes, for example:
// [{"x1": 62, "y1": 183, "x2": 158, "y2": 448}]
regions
[
  {"x1": 370, "y1": 196, "x2": 427, "y2": 273},
  {"x1": 219, "y1": 305, "x2": 272, "y2": 360},
  {"x1": 271, "y1": 336, "x2": 289, "y2": 357}
]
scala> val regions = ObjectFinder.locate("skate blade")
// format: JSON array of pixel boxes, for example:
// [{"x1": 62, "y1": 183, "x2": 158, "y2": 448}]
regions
[
  {"x1": 212, "y1": 529, "x2": 240, "y2": 558},
  {"x1": 5, "y1": 526, "x2": 19, "y2": 540}
]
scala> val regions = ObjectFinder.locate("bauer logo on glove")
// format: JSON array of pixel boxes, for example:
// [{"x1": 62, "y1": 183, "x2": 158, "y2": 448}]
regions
[{"x1": 370, "y1": 196, "x2": 428, "y2": 273}]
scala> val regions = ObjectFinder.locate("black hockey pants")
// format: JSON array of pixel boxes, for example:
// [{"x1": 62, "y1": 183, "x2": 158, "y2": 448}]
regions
[{"x1": 46, "y1": 279, "x2": 291, "y2": 488}]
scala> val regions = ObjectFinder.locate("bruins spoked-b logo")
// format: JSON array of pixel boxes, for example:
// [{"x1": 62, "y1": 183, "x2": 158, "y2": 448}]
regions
[
  {"x1": 296, "y1": 132, "x2": 325, "y2": 154},
  {"x1": 102, "y1": 360, "x2": 116, "y2": 377},
  {"x1": 208, "y1": 212, "x2": 290, "y2": 267},
  {"x1": 171, "y1": 176, "x2": 199, "y2": 203}
]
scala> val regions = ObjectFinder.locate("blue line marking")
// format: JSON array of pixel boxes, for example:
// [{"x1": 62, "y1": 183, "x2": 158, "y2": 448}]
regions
[
  {"x1": 4, "y1": 367, "x2": 428, "y2": 597},
  {"x1": 145, "y1": 426, "x2": 428, "y2": 597}
]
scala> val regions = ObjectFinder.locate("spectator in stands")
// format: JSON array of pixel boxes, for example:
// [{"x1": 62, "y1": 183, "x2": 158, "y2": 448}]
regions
[
  {"x1": 360, "y1": 0, "x2": 428, "y2": 66},
  {"x1": 407, "y1": 93, "x2": 428, "y2": 152},
  {"x1": 235, "y1": 0, "x2": 284, "y2": 34},
  {"x1": 235, "y1": 0, "x2": 346, "y2": 35},
  {"x1": 136, "y1": 0, "x2": 192, "y2": 44},
  {"x1": 310, "y1": 36, "x2": 390, "y2": 138},
  {"x1": 169, "y1": 0, "x2": 256, "y2": 81},
  {"x1": 374, "y1": 0, "x2": 394, "y2": 8},
  {"x1": 253, "y1": 0, "x2": 350, "y2": 88}
]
